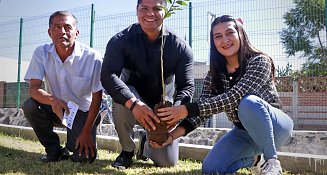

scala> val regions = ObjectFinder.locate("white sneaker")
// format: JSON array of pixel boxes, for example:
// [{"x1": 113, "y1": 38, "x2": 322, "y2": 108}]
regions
[
  {"x1": 259, "y1": 158, "x2": 282, "y2": 175},
  {"x1": 251, "y1": 154, "x2": 265, "y2": 175}
]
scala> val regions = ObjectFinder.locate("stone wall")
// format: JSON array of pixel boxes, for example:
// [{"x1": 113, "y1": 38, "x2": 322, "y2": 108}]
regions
[
  {"x1": 1, "y1": 108, "x2": 326, "y2": 155},
  {"x1": 0, "y1": 108, "x2": 30, "y2": 127}
]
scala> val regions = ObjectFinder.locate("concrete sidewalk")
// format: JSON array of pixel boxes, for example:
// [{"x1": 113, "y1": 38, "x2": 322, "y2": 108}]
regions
[{"x1": 0, "y1": 124, "x2": 326, "y2": 174}]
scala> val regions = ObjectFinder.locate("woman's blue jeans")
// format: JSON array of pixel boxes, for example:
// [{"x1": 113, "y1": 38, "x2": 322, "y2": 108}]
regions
[{"x1": 202, "y1": 95, "x2": 294, "y2": 174}]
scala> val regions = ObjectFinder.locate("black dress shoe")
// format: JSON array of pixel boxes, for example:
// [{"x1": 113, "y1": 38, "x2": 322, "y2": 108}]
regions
[
  {"x1": 136, "y1": 130, "x2": 148, "y2": 161},
  {"x1": 70, "y1": 148, "x2": 97, "y2": 163},
  {"x1": 41, "y1": 147, "x2": 70, "y2": 163},
  {"x1": 40, "y1": 154, "x2": 60, "y2": 163},
  {"x1": 60, "y1": 147, "x2": 70, "y2": 160},
  {"x1": 112, "y1": 151, "x2": 134, "y2": 169}
]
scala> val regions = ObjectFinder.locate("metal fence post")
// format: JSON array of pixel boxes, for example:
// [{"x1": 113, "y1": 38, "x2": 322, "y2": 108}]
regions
[
  {"x1": 292, "y1": 80, "x2": 299, "y2": 129},
  {"x1": 90, "y1": 3, "x2": 95, "y2": 48},
  {"x1": 188, "y1": 2, "x2": 192, "y2": 48},
  {"x1": 16, "y1": 18, "x2": 23, "y2": 108}
]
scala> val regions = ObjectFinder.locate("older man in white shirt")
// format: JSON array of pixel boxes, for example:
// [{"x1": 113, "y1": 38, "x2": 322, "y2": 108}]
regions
[{"x1": 23, "y1": 10, "x2": 102, "y2": 163}]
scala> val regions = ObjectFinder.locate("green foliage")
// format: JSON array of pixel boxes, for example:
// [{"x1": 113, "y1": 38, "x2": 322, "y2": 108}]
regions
[
  {"x1": 277, "y1": 62, "x2": 293, "y2": 77},
  {"x1": 279, "y1": 0, "x2": 327, "y2": 76},
  {"x1": 301, "y1": 60, "x2": 327, "y2": 76},
  {"x1": 163, "y1": 0, "x2": 189, "y2": 19}
]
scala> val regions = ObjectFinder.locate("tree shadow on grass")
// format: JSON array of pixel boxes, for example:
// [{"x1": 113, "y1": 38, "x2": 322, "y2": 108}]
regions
[{"x1": 0, "y1": 146, "x2": 203, "y2": 175}]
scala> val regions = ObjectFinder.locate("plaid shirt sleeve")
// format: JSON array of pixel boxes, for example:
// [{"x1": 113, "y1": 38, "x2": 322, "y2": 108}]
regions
[
  {"x1": 179, "y1": 73, "x2": 215, "y2": 134},
  {"x1": 199, "y1": 73, "x2": 215, "y2": 99}
]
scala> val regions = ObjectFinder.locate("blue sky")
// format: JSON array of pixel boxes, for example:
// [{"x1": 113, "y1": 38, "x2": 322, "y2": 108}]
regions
[
  {"x1": 0, "y1": 0, "x2": 137, "y2": 23},
  {"x1": 0, "y1": 0, "x2": 208, "y2": 24}
]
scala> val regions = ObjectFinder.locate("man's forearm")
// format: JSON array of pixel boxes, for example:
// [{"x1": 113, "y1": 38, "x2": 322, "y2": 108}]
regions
[
  {"x1": 29, "y1": 88, "x2": 56, "y2": 105},
  {"x1": 82, "y1": 90, "x2": 102, "y2": 133}
]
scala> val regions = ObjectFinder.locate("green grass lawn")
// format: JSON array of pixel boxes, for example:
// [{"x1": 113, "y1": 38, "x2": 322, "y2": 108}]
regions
[
  {"x1": 0, "y1": 132, "x2": 308, "y2": 175},
  {"x1": 0, "y1": 132, "x2": 204, "y2": 175}
]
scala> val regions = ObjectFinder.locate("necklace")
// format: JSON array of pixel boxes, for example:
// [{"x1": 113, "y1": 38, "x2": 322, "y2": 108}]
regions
[{"x1": 228, "y1": 67, "x2": 239, "y2": 81}]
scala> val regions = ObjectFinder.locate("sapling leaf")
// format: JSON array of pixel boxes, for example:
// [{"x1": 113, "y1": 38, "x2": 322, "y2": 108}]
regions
[
  {"x1": 165, "y1": 13, "x2": 172, "y2": 18},
  {"x1": 176, "y1": 1, "x2": 188, "y2": 6}
]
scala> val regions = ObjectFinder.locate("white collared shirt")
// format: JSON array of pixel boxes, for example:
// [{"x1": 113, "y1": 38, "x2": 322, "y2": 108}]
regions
[{"x1": 24, "y1": 41, "x2": 103, "y2": 112}]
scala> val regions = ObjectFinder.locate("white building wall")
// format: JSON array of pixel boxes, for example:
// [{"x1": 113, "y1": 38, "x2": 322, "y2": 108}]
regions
[{"x1": 0, "y1": 57, "x2": 29, "y2": 82}]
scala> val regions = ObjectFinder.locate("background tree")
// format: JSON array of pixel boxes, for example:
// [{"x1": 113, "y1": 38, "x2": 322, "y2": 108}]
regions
[{"x1": 280, "y1": 0, "x2": 327, "y2": 76}]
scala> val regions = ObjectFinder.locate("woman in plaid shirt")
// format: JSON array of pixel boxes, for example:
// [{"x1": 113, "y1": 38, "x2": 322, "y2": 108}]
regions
[{"x1": 151, "y1": 15, "x2": 294, "y2": 175}]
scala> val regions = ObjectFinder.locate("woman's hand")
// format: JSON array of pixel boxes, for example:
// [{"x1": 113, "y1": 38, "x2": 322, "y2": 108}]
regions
[
  {"x1": 148, "y1": 126, "x2": 186, "y2": 149},
  {"x1": 157, "y1": 105, "x2": 188, "y2": 125},
  {"x1": 148, "y1": 133, "x2": 174, "y2": 148}
]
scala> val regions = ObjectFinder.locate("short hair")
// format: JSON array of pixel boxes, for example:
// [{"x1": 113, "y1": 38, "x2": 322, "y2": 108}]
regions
[
  {"x1": 49, "y1": 11, "x2": 78, "y2": 28},
  {"x1": 137, "y1": 0, "x2": 167, "y2": 8}
]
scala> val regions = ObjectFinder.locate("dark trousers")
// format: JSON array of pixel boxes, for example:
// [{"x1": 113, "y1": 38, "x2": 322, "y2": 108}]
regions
[{"x1": 22, "y1": 98, "x2": 100, "y2": 162}]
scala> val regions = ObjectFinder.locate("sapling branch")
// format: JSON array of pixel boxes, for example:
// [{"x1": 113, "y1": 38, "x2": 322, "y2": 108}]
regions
[{"x1": 160, "y1": 0, "x2": 189, "y2": 105}]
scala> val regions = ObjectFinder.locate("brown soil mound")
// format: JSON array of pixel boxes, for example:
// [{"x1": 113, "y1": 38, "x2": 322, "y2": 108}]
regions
[{"x1": 148, "y1": 101, "x2": 172, "y2": 144}]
